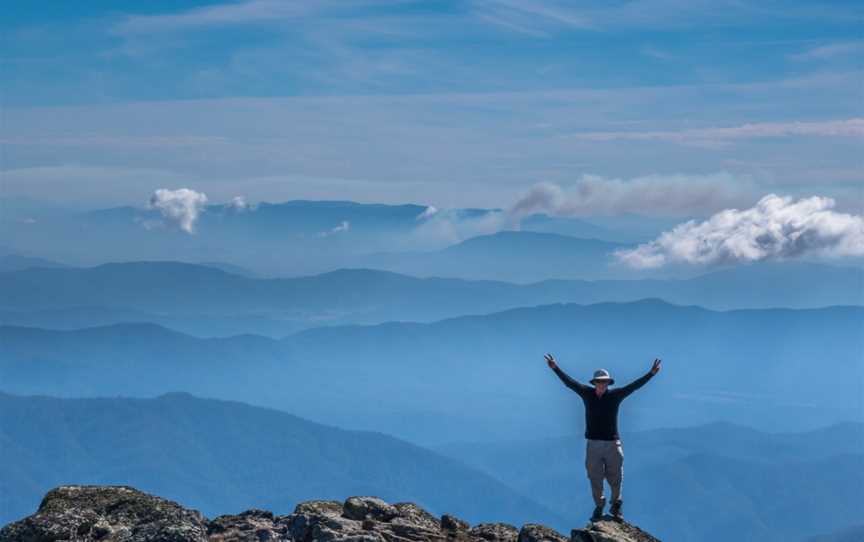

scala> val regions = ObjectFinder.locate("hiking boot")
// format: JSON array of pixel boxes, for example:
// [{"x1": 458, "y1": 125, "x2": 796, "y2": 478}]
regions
[
  {"x1": 590, "y1": 504, "x2": 603, "y2": 521},
  {"x1": 610, "y1": 499, "x2": 623, "y2": 520}
]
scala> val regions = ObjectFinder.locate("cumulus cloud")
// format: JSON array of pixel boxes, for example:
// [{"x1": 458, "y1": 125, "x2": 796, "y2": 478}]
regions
[
  {"x1": 317, "y1": 220, "x2": 350, "y2": 237},
  {"x1": 148, "y1": 188, "x2": 209, "y2": 233},
  {"x1": 508, "y1": 174, "x2": 753, "y2": 220},
  {"x1": 615, "y1": 194, "x2": 864, "y2": 268}
]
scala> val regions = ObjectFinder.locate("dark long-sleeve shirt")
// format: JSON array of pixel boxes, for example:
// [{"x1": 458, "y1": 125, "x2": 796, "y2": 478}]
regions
[{"x1": 553, "y1": 366, "x2": 654, "y2": 441}]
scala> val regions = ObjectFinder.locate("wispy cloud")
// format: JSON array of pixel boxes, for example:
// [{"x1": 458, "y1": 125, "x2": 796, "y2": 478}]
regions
[
  {"x1": 616, "y1": 194, "x2": 864, "y2": 268},
  {"x1": 790, "y1": 41, "x2": 864, "y2": 61},
  {"x1": 640, "y1": 45, "x2": 676, "y2": 61},
  {"x1": 317, "y1": 220, "x2": 351, "y2": 237},
  {"x1": 416, "y1": 206, "x2": 439, "y2": 220},
  {"x1": 472, "y1": 0, "x2": 593, "y2": 36},
  {"x1": 112, "y1": 1, "x2": 319, "y2": 35},
  {"x1": 566, "y1": 118, "x2": 864, "y2": 148},
  {"x1": 405, "y1": 209, "x2": 507, "y2": 249},
  {"x1": 471, "y1": 0, "x2": 858, "y2": 36}
]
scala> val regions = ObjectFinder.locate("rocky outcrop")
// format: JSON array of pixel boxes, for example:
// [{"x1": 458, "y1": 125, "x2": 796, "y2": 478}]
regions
[
  {"x1": 570, "y1": 518, "x2": 660, "y2": 542},
  {"x1": 0, "y1": 486, "x2": 660, "y2": 542}
]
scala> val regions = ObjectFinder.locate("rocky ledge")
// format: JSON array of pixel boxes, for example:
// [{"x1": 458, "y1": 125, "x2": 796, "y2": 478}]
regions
[{"x1": 0, "y1": 486, "x2": 660, "y2": 542}]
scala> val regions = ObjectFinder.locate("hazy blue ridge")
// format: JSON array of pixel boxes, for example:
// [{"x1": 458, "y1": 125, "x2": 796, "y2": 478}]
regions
[
  {"x1": 0, "y1": 260, "x2": 860, "y2": 338},
  {"x1": 1, "y1": 300, "x2": 861, "y2": 444},
  {"x1": 0, "y1": 391, "x2": 564, "y2": 530}
]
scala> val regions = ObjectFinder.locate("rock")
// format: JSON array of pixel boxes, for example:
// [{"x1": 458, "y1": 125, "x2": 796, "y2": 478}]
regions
[
  {"x1": 0, "y1": 485, "x2": 209, "y2": 542},
  {"x1": 286, "y1": 502, "x2": 370, "y2": 542},
  {"x1": 343, "y1": 497, "x2": 399, "y2": 522},
  {"x1": 294, "y1": 501, "x2": 344, "y2": 517},
  {"x1": 440, "y1": 514, "x2": 469, "y2": 533},
  {"x1": 208, "y1": 510, "x2": 291, "y2": 541},
  {"x1": 469, "y1": 523, "x2": 518, "y2": 542},
  {"x1": 392, "y1": 503, "x2": 441, "y2": 533},
  {"x1": 0, "y1": 486, "x2": 661, "y2": 542},
  {"x1": 570, "y1": 519, "x2": 661, "y2": 542},
  {"x1": 517, "y1": 524, "x2": 567, "y2": 542}
]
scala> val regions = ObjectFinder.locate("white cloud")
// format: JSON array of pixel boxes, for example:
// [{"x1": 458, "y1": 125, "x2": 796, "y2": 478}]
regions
[
  {"x1": 416, "y1": 206, "x2": 439, "y2": 220},
  {"x1": 148, "y1": 188, "x2": 209, "y2": 233},
  {"x1": 567, "y1": 118, "x2": 864, "y2": 147},
  {"x1": 226, "y1": 195, "x2": 255, "y2": 212},
  {"x1": 508, "y1": 174, "x2": 754, "y2": 219},
  {"x1": 113, "y1": 0, "x2": 315, "y2": 35},
  {"x1": 317, "y1": 220, "x2": 350, "y2": 237},
  {"x1": 616, "y1": 194, "x2": 864, "y2": 268},
  {"x1": 790, "y1": 41, "x2": 864, "y2": 61},
  {"x1": 472, "y1": 0, "x2": 858, "y2": 35}
]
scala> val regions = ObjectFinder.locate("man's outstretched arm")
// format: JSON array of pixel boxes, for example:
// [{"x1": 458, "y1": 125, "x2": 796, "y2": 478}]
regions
[
  {"x1": 617, "y1": 358, "x2": 662, "y2": 398},
  {"x1": 545, "y1": 353, "x2": 589, "y2": 397}
]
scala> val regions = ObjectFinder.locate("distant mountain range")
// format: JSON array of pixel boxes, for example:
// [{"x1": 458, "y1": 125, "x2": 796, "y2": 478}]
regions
[
  {"x1": 435, "y1": 421, "x2": 864, "y2": 542},
  {"x1": 2, "y1": 199, "x2": 645, "y2": 276},
  {"x1": 0, "y1": 392, "x2": 561, "y2": 529},
  {"x1": 286, "y1": 299, "x2": 864, "y2": 440},
  {"x1": 5, "y1": 197, "x2": 862, "y2": 279},
  {"x1": 0, "y1": 253, "x2": 67, "y2": 272},
  {"x1": 0, "y1": 260, "x2": 860, "y2": 337},
  {"x1": 358, "y1": 231, "x2": 636, "y2": 281},
  {"x1": 2, "y1": 300, "x2": 861, "y2": 443}
]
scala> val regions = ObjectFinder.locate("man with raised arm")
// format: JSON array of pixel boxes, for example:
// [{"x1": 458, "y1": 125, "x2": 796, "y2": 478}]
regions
[{"x1": 545, "y1": 353, "x2": 661, "y2": 522}]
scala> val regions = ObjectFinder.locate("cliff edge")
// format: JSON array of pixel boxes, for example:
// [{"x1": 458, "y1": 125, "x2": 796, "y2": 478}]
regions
[{"x1": 0, "y1": 486, "x2": 660, "y2": 542}]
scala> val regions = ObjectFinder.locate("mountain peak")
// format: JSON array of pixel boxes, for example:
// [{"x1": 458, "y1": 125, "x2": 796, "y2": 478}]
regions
[{"x1": 0, "y1": 485, "x2": 660, "y2": 542}]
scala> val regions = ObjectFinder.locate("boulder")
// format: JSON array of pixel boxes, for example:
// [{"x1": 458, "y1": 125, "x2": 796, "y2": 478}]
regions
[
  {"x1": 343, "y1": 498, "x2": 399, "y2": 523},
  {"x1": 469, "y1": 523, "x2": 519, "y2": 542},
  {"x1": 0, "y1": 485, "x2": 209, "y2": 542},
  {"x1": 570, "y1": 519, "x2": 661, "y2": 542},
  {"x1": 0, "y1": 486, "x2": 661, "y2": 542},
  {"x1": 440, "y1": 514, "x2": 469, "y2": 533},
  {"x1": 208, "y1": 510, "x2": 292, "y2": 541},
  {"x1": 517, "y1": 524, "x2": 568, "y2": 542}
]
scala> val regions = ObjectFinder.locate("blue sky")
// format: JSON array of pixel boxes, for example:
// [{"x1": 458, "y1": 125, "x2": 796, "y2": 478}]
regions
[{"x1": 2, "y1": 0, "x2": 862, "y2": 212}]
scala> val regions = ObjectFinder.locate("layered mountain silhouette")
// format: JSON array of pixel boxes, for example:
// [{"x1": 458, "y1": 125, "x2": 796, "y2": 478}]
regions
[
  {"x1": 0, "y1": 392, "x2": 561, "y2": 529},
  {"x1": 3, "y1": 200, "x2": 643, "y2": 271},
  {"x1": 0, "y1": 260, "x2": 860, "y2": 337},
  {"x1": 0, "y1": 253, "x2": 67, "y2": 272},
  {"x1": 1, "y1": 300, "x2": 861, "y2": 442},
  {"x1": 358, "y1": 231, "x2": 634, "y2": 281}
]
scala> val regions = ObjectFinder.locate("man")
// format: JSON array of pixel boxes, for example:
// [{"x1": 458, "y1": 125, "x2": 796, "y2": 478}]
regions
[{"x1": 545, "y1": 353, "x2": 661, "y2": 522}]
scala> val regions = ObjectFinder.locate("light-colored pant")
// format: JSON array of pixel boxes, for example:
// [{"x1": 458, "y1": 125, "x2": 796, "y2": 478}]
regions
[{"x1": 585, "y1": 439, "x2": 624, "y2": 507}]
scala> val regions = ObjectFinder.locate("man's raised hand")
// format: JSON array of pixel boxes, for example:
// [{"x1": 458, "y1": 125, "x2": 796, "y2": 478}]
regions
[
  {"x1": 651, "y1": 358, "x2": 662, "y2": 375},
  {"x1": 544, "y1": 353, "x2": 557, "y2": 370}
]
